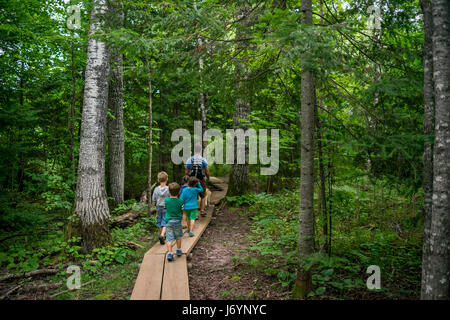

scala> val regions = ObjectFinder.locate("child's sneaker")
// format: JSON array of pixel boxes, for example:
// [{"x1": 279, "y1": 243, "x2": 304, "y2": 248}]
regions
[
  {"x1": 176, "y1": 249, "x2": 182, "y2": 256},
  {"x1": 159, "y1": 235, "x2": 165, "y2": 245},
  {"x1": 167, "y1": 252, "x2": 173, "y2": 261},
  {"x1": 189, "y1": 231, "x2": 195, "y2": 237},
  {"x1": 186, "y1": 229, "x2": 190, "y2": 234}
]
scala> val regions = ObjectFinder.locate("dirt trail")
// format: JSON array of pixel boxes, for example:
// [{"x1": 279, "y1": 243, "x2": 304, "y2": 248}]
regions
[{"x1": 188, "y1": 205, "x2": 289, "y2": 300}]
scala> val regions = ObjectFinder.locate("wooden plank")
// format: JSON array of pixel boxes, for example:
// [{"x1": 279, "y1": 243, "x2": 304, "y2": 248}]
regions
[
  {"x1": 181, "y1": 216, "x2": 212, "y2": 256},
  {"x1": 146, "y1": 241, "x2": 168, "y2": 255},
  {"x1": 130, "y1": 253, "x2": 165, "y2": 300},
  {"x1": 160, "y1": 254, "x2": 190, "y2": 300}
]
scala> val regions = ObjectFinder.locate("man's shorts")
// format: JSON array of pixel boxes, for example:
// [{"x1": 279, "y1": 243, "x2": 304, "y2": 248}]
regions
[
  {"x1": 165, "y1": 220, "x2": 183, "y2": 242},
  {"x1": 156, "y1": 206, "x2": 166, "y2": 228},
  {"x1": 199, "y1": 179, "x2": 207, "y2": 198},
  {"x1": 185, "y1": 209, "x2": 197, "y2": 220}
]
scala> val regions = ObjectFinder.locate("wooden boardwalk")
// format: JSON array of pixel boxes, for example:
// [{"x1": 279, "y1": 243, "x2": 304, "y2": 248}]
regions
[{"x1": 130, "y1": 177, "x2": 228, "y2": 300}]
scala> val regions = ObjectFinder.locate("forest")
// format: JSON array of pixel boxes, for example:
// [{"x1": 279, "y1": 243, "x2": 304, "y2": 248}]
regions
[{"x1": 0, "y1": 0, "x2": 448, "y2": 301}]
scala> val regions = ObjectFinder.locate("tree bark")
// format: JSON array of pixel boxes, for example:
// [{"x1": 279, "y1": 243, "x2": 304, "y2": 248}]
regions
[
  {"x1": 422, "y1": 0, "x2": 450, "y2": 300},
  {"x1": 419, "y1": 0, "x2": 435, "y2": 299},
  {"x1": 75, "y1": 0, "x2": 111, "y2": 253},
  {"x1": 228, "y1": 2, "x2": 252, "y2": 196},
  {"x1": 199, "y1": 39, "x2": 208, "y2": 155},
  {"x1": 107, "y1": 0, "x2": 125, "y2": 204},
  {"x1": 315, "y1": 99, "x2": 328, "y2": 254},
  {"x1": 294, "y1": 0, "x2": 315, "y2": 298},
  {"x1": 146, "y1": 58, "x2": 153, "y2": 216},
  {"x1": 69, "y1": 30, "x2": 76, "y2": 188}
]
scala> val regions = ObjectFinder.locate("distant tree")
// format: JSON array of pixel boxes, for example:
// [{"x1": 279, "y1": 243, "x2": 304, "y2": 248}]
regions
[
  {"x1": 293, "y1": 0, "x2": 315, "y2": 298},
  {"x1": 107, "y1": 0, "x2": 125, "y2": 204},
  {"x1": 228, "y1": 1, "x2": 252, "y2": 196}
]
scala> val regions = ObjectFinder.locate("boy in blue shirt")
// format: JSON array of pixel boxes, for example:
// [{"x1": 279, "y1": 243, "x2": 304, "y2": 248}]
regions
[
  {"x1": 179, "y1": 175, "x2": 189, "y2": 229},
  {"x1": 164, "y1": 182, "x2": 184, "y2": 261},
  {"x1": 180, "y1": 176, "x2": 203, "y2": 237}
]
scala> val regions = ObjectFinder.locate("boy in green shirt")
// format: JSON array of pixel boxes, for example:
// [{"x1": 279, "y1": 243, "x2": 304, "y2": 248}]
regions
[{"x1": 164, "y1": 182, "x2": 184, "y2": 261}]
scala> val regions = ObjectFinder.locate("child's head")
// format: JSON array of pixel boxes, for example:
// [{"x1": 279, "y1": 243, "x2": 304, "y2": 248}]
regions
[
  {"x1": 188, "y1": 176, "x2": 199, "y2": 187},
  {"x1": 168, "y1": 182, "x2": 180, "y2": 196},
  {"x1": 182, "y1": 175, "x2": 189, "y2": 185},
  {"x1": 157, "y1": 171, "x2": 168, "y2": 184}
]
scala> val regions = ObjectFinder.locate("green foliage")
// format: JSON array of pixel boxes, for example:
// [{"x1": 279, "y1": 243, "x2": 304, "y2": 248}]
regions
[{"x1": 239, "y1": 184, "x2": 422, "y2": 299}]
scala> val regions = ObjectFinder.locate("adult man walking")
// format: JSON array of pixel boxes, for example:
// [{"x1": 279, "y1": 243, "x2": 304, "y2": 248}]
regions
[{"x1": 185, "y1": 143, "x2": 210, "y2": 217}]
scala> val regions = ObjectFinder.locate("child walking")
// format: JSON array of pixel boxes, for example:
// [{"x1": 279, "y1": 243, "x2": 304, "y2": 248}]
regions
[
  {"x1": 180, "y1": 176, "x2": 203, "y2": 237},
  {"x1": 164, "y1": 182, "x2": 184, "y2": 261},
  {"x1": 180, "y1": 175, "x2": 189, "y2": 229},
  {"x1": 152, "y1": 171, "x2": 170, "y2": 245}
]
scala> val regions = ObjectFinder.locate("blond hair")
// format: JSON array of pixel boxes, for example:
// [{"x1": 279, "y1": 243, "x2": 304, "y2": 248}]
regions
[{"x1": 157, "y1": 171, "x2": 168, "y2": 183}]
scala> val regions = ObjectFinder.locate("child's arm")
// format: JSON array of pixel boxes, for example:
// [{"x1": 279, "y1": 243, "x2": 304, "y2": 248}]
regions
[{"x1": 194, "y1": 182, "x2": 204, "y2": 193}]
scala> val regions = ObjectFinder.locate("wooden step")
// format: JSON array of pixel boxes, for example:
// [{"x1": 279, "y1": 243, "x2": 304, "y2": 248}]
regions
[
  {"x1": 161, "y1": 254, "x2": 190, "y2": 300},
  {"x1": 130, "y1": 253, "x2": 165, "y2": 300}
]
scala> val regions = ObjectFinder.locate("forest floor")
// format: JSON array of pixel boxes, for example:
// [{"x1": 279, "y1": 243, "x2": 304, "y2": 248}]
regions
[{"x1": 189, "y1": 204, "x2": 290, "y2": 300}]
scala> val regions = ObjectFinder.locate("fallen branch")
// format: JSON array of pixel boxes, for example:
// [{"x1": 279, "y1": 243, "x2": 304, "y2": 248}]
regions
[
  {"x1": 18, "y1": 282, "x2": 62, "y2": 294},
  {"x1": 125, "y1": 240, "x2": 144, "y2": 249},
  {"x1": 0, "y1": 229, "x2": 52, "y2": 243},
  {"x1": 111, "y1": 211, "x2": 140, "y2": 228},
  {"x1": 0, "y1": 268, "x2": 60, "y2": 282},
  {"x1": 48, "y1": 279, "x2": 96, "y2": 299},
  {"x1": 0, "y1": 284, "x2": 24, "y2": 300}
]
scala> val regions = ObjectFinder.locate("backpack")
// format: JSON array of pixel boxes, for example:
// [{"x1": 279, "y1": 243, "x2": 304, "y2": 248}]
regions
[{"x1": 189, "y1": 156, "x2": 204, "y2": 180}]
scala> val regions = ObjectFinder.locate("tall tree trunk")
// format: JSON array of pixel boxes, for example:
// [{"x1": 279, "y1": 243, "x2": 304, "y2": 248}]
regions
[
  {"x1": 69, "y1": 30, "x2": 76, "y2": 188},
  {"x1": 228, "y1": 2, "x2": 251, "y2": 196},
  {"x1": 293, "y1": 0, "x2": 315, "y2": 298},
  {"x1": 422, "y1": 0, "x2": 450, "y2": 300},
  {"x1": 194, "y1": 2, "x2": 208, "y2": 154},
  {"x1": 107, "y1": 0, "x2": 125, "y2": 204},
  {"x1": 420, "y1": 0, "x2": 435, "y2": 299},
  {"x1": 146, "y1": 58, "x2": 153, "y2": 216},
  {"x1": 106, "y1": 2, "x2": 125, "y2": 204},
  {"x1": 315, "y1": 99, "x2": 328, "y2": 254},
  {"x1": 75, "y1": 0, "x2": 111, "y2": 253},
  {"x1": 199, "y1": 40, "x2": 207, "y2": 155}
]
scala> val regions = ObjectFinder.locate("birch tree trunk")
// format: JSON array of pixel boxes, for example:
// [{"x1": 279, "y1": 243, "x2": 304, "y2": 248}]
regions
[
  {"x1": 422, "y1": 0, "x2": 450, "y2": 300},
  {"x1": 75, "y1": 0, "x2": 111, "y2": 253},
  {"x1": 419, "y1": 0, "x2": 435, "y2": 299},
  {"x1": 294, "y1": 0, "x2": 315, "y2": 298},
  {"x1": 107, "y1": 0, "x2": 124, "y2": 204},
  {"x1": 228, "y1": 2, "x2": 251, "y2": 196}
]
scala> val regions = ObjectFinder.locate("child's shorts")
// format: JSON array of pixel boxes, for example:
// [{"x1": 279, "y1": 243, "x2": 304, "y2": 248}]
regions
[
  {"x1": 185, "y1": 209, "x2": 197, "y2": 220},
  {"x1": 156, "y1": 206, "x2": 166, "y2": 228},
  {"x1": 165, "y1": 220, "x2": 183, "y2": 242}
]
